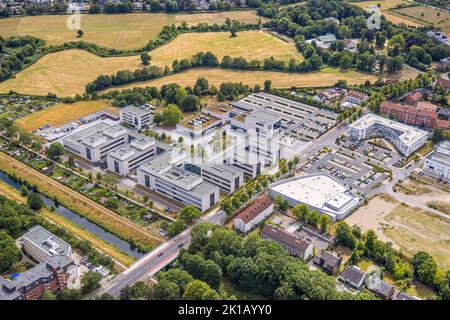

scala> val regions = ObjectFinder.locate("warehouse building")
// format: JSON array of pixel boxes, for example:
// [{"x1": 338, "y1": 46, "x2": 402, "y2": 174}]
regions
[
  {"x1": 269, "y1": 173, "x2": 359, "y2": 221},
  {"x1": 348, "y1": 114, "x2": 428, "y2": 156}
]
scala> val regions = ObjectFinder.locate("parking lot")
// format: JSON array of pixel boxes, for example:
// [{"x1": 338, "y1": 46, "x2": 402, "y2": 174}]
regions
[
  {"x1": 338, "y1": 137, "x2": 403, "y2": 167},
  {"x1": 302, "y1": 148, "x2": 389, "y2": 196}
]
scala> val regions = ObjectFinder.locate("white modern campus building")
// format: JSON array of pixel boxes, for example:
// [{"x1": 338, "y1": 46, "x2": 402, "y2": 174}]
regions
[
  {"x1": 21, "y1": 226, "x2": 72, "y2": 263},
  {"x1": 269, "y1": 173, "x2": 360, "y2": 221},
  {"x1": 423, "y1": 140, "x2": 450, "y2": 180},
  {"x1": 120, "y1": 104, "x2": 155, "y2": 130},
  {"x1": 348, "y1": 114, "x2": 428, "y2": 156},
  {"x1": 137, "y1": 151, "x2": 220, "y2": 212},
  {"x1": 63, "y1": 123, "x2": 132, "y2": 163}
]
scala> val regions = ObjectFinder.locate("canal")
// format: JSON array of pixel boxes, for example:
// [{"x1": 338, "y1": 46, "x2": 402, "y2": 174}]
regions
[{"x1": 0, "y1": 170, "x2": 144, "y2": 259}]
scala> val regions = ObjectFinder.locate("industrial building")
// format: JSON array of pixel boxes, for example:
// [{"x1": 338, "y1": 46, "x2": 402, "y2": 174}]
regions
[
  {"x1": 348, "y1": 114, "x2": 428, "y2": 156},
  {"x1": 21, "y1": 226, "x2": 72, "y2": 263},
  {"x1": 269, "y1": 173, "x2": 360, "y2": 221}
]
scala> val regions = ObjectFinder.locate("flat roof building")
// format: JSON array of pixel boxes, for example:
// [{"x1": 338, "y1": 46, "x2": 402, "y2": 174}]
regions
[
  {"x1": 261, "y1": 225, "x2": 314, "y2": 261},
  {"x1": 348, "y1": 113, "x2": 428, "y2": 156},
  {"x1": 21, "y1": 226, "x2": 72, "y2": 263},
  {"x1": 0, "y1": 256, "x2": 76, "y2": 300},
  {"x1": 107, "y1": 135, "x2": 170, "y2": 176},
  {"x1": 233, "y1": 195, "x2": 274, "y2": 234},
  {"x1": 120, "y1": 104, "x2": 155, "y2": 130},
  {"x1": 63, "y1": 122, "x2": 132, "y2": 163},
  {"x1": 423, "y1": 140, "x2": 450, "y2": 181},
  {"x1": 269, "y1": 173, "x2": 359, "y2": 221},
  {"x1": 176, "y1": 112, "x2": 222, "y2": 138},
  {"x1": 137, "y1": 151, "x2": 220, "y2": 212},
  {"x1": 199, "y1": 163, "x2": 244, "y2": 193}
]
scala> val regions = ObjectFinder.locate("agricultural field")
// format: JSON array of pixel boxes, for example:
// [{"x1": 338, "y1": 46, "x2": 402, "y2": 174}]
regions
[
  {"x1": 0, "y1": 49, "x2": 141, "y2": 97},
  {"x1": 102, "y1": 66, "x2": 417, "y2": 92},
  {"x1": 0, "y1": 11, "x2": 262, "y2": 50},
  {"x1": 392, "y1": 5, "x2": 450, "y2": 34},
  {"x1": 150, "y1": 30, "x2": 303, "y2": 68},
  {"x1": 15, "y1": 100, "x2": 118, "y2": 132},
  {"x1": 349, "y1": 0, "x2": 423, "y2": 27}
]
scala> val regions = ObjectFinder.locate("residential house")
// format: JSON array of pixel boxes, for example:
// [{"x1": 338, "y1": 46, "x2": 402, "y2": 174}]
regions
[
  {"x1": 339, "y1": 266, "x2": 367, "y2": 290},
  {"x1": 313, "y1": 251, "x2": 342, "y2": 275}
]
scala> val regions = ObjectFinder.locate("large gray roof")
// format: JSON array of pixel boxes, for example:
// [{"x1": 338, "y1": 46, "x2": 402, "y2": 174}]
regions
[{"x1": 22, "y1": 225, "x2": 71, "y2": 257}]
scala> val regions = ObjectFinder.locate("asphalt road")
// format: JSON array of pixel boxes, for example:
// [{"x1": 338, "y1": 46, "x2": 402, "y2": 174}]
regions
[{"x1": 103, "y1": 209, "x2": 226, "y2": 297}]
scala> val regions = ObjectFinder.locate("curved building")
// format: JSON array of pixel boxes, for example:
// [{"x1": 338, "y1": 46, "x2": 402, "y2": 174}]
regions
[{"x1": 269, "y1": 173, "x2": 360, "y2": 221}]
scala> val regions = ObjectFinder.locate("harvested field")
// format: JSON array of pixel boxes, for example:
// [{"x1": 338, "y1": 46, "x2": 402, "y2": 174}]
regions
[
  {"x1": 15, "y1": 100, "x2": 118, "y2": 132},
  {"x1": 0, "y1": 11, "x2": 263, "y2": 50},
  {"x1": 150, "y1": 30, "x2": 303, "y2": 68},
  {"x1": 0, "y1": 49, "x2": 141, "y2": 97}
]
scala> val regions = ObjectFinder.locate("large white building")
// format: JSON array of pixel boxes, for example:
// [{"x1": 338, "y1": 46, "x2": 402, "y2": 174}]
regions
[
  {"x1": 120, "y1": 104, "x2": 155, "y2": 130},
  {"x1": 137, "y1": 151, "x2": 220, "y2": 212},
  {"x1": 269, "y1": 174, "x2": 360, "y2": 221},
  {"x1": 63, "y1": 123, "x2": 132, "y2": 163},
  {"x1": 107, "y1": 135, "x2": 170, "y2": 176},
  {"x1": 198, "y1": 163, "x2": 244, "y2": 193},
  {"x1": 423, "y1": 140, "x2": 450, "y2": 180},
  {"x1": 348, "y1": 114, "x2": 428, "y2": 156},
  {"x1": 21, "y1": 226, "x2": 72, "y2": 263}
]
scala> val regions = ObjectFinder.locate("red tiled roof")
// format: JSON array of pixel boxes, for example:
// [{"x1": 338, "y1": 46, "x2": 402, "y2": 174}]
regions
[
  {"x1": 436, "y1": 78, "x2": 450, "y2": 90},
  {"x1": 405, "y1": 91, "x2": 422, "y2": 103},
  {"x1": 347, "y1": 89, "x2": 368, "y2": 100},
  {"x1": 416, "y1": 101, "x2": 438, "y2": 112},
  {"x1": 380, "y1": 101, "x2": 436, "y2": 118},
  {"x1": 437, "y1": 119, "x2": 450, "y2": 129},
  {"x1": 235, "y1": 195, "x2": 273, "y2": 224}
]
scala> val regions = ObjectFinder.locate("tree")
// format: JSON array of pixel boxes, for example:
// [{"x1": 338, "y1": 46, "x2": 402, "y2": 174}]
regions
[
  {"x1": 162, "y1": 104, "x2": 183, "y2": 126},
  {"x1": 274, "y1": 196, "x2": 289, "y2": 212},
  {"x1": 140, "y1": 52, "x2": 151, "y2": 66},
  {"x1": 20, "y1": 185, "x2": 29, "y2": 197},
  {"x1": 46, "y1": 142, "x2": 64, "y2": 160},
  {"x1": 27, "y1": 192, "x2": 44, "y2": 211},
  {"x1": 335, "y1": 222, "x2": 357, "y2": 249},
  {"x1": 292, "y1": 204, "x2": 309, "y2": 221},
  {"x1": 0, "y1": 230, "x2": 21, "y2": 272},
  {"x1": 306, "y1": 209, "x2": 320, "y2": 227},
  {"x1": 158, "y1": 268, "x2": 194, "y2": 293},
  {"x1": 180, "y1": 95, "x2": 200, "y2": 113},
  {"x1": 319, "y1": 214, "x2": 331, "y2": 233},
  {"x1": 42, "y1": 292, "x2": 56, "y2": 300},
  {"x1": 56, "y1": 289, "x2": 82, "y2": 300},
  {"x1": 264, "y1": 80, "x2": 272, "y2": 91},
  {"x1": 340, "y1": 53, "x2": 353, "y2": 70},
  {"x1": 183, "y1": 280, "x2": 219, "y2": 300},
  {"x1": 179, "y1": 205, "x2": 201, "y2": 224},
  {"x1": 81, "y1": 271, "x2": 102, "y2": 294},
  {"x1": 412, "y1": 251, "x2": 437, "y2": 286},
  {"x1": 167, "y1": 219, "x2": 186, "y2": 237},
  {"x1": 153, "y1": 279, "x2": 180, "y2": 299}
]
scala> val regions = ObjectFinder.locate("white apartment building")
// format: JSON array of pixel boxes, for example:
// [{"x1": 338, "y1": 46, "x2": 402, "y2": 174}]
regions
[
  {"x1": 21, "y1": 226, "x2": 72, "y2": 263},
  {"x1": 423, "y1": 140, "x2": 450, "y2": 180},
  {"x1": 120, "y1": 104, "x2": 155, "y2": 130},
  {"x1": 63, "y1": 123, "x2": 132, "y2": 163},
  {"x1": 348, "y1": 114, "x2": 428, "y2": 156},
  {"x1": 233, "y1": 195, "x2": 274, "y2": 233},
  {"x1": 107, "y1": 135, "x2": 170, "y2": 176},
  {"x1": 137, "y1": 151, "x2": 220, "y2": 212}
]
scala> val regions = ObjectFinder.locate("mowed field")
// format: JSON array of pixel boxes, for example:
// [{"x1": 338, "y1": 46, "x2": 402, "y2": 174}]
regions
[
  {"x1": 15, "y1": 100, "x2": 118, "y2": 132},
  {"x1": 0, "y1": 31, "x2": 303, "y2": 97},
  {"x1": 0, "y1": 11, "x2": 263, "y2": 50},
  {"x1": 0, "y1": 49, "x2": 141, "y2": 96},
  {"x1": 149, "y1": 30, "x2": 303, "y2": 68},
  {"x1": 102, "y1": 67, "x2": 382, "y2": 92},
  {"x1": 349, "y1": 0, "x2": 422, "y2": 27},
  {"x1": 392, "y1": 5, "x2": 450, "y2": 34}
]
